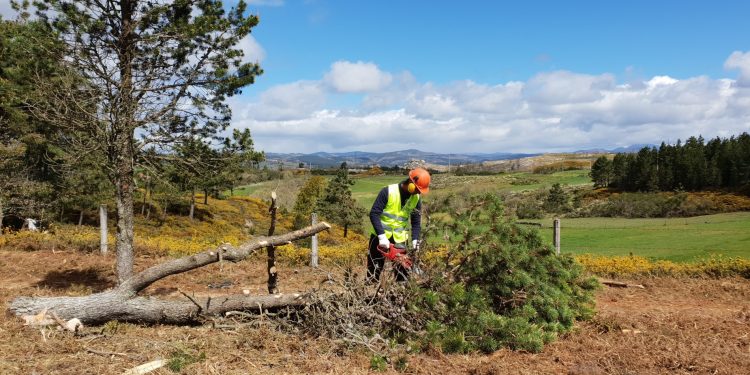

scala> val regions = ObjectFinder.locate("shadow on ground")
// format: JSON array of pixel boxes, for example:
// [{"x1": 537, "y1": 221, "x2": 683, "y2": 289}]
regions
[{"x1": 36, "y1": 267, "x2": 115, "y2": 292}]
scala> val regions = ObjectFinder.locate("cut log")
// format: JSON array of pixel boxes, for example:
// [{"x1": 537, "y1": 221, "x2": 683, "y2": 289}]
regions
[
  {"x1": 12, "y1": 291, "x2": 309, "y2": 325},
  {"x1": 9, "y1": 222, "x2": 330, "y2": 325}
]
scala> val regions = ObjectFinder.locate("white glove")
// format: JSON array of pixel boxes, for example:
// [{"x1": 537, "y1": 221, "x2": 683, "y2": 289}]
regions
[
  {"x1": 377, "y1": 234, "x2": 390, "y2": 250},
  {"x1": 412, "y1": 240, "x2": 420, "y2": 250}
]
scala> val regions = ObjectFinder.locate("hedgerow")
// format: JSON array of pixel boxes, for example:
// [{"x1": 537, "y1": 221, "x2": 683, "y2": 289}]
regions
[{"x1": 576, "y1": 254, "x2": 750, "y2": 278}]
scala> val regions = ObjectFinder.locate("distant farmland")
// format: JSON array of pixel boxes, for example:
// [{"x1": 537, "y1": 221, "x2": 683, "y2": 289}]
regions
[{"x1": 529, "y1": 212, "x2": 750, "y2": 262}]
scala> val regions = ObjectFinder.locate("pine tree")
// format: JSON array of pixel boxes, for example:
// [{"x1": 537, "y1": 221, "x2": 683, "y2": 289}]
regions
[
  {"x1": 316, "y1": 165, "x2": 366, "y2": 237},
  {"x1": 0, "y1": 19, "x2": 69, "y2": 222},
  {"x1": 542, "y1": 183, "x2": 570, "y2": 213},
  {"x1": 657, "y1": 142, "x2": 675, "y2": 190},
  {"x1": 633, "y1": 147, "x2": 658, "y2": 191},
  {"x1": 610, "y1": 153, "x2": 628, "y2": 189},
  {"x1": 28, "y1": 0, "x2": 262, "y2": 282},
  {"x1": 221, "y1": 128, "x2": 265, "y2": 196},
  {"x1": 589, "y1": 156, "x2": 612, "y2": 188},
  {"x1": 417, "y1": 193, "x2": 598, "y2": 353},
  {"x1": 292, "y1": 176, "x2": 328, "y2": 230}
]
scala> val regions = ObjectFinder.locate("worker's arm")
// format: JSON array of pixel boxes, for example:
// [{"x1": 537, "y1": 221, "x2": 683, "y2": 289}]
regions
[
  {"x1": 410, "y1": 199, "x2": 422, "y2": 241},
  {"x1": 369, "y1": 187, "x2": 389, "y2": 236}
]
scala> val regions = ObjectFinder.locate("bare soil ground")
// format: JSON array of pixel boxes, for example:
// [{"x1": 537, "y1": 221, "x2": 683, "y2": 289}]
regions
[{"x1": 1, "y1": 249, "x2": 749, "y2": 374}]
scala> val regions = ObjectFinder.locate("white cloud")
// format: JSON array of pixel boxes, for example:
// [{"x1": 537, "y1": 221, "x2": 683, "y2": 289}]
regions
[
  {"x1": 407, "y1": 92, "x2": 460, "y2": 119},
  {"x1": 523, "y1": 71, "x2": 616, "y2": 108},
  {"x1": 236, "y1": 34, "x2": 266, "y2": 64},
  {"x1": 725, "y1": 51, "x2": 750, "y2": 86},
  {"x1": 230, "y1": 51, "x2": 750, "y2": 153},
  {"x1": 234, "y1": 81, "x2": 325, "y2": 121},
  {"x1": 324, "y1": 61, "x2": 393, "y2": 93}
]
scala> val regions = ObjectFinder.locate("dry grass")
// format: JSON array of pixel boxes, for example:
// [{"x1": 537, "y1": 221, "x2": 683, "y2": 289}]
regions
[
  {"x1": 1, "y1": 248, "x2": 749, "y2": 374},
  {"x1": 2, "y1": 192, "x2": 749, "y2": 373}
]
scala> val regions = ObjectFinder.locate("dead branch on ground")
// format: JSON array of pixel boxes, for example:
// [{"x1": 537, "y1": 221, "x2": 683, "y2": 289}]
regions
[{"x1": 9, "y1": 222, "x2": 331, "y2": 325}]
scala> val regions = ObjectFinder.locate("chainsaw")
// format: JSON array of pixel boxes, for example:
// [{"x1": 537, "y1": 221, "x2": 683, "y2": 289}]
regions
[{"x1": 377, "y1": 243, "x2": 413, "y2": 269}]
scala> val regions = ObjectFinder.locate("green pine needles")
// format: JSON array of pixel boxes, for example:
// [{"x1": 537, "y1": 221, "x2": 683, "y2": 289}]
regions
[{"x1": 412, "y1": 193, "x2": 598, "y2": 353}]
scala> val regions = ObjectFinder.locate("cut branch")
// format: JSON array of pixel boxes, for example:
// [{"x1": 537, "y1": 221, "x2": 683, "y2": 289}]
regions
[
  {"x1": 9, "y1": 222, "x2": 330, "y2": 325},
  {"x1": 598, "y1": 278, "x2": 645, "y2": 289}
]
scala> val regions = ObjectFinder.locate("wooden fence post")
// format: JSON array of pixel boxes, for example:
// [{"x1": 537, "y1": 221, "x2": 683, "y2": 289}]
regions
[
  {"x1": 310, "y1": 213, "x2": 319, "y2": 268},
  {"x1": 553, "y1": 218, "x2": 561, "y2": 255},
  {"x1": 100, "y1": 204, "x2": 108, "y2": 255},
  {"x1": 267, "y1": 192, "x2": 279, "y2": 294}
]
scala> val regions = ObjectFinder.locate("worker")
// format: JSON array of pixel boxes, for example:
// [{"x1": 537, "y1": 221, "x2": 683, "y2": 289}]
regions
[{"x1": 367, "y1": 167, "x2": 431, "y2": 283}]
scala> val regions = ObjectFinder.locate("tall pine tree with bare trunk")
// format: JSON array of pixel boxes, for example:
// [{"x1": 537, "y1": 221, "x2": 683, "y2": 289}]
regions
[{"x1": 28, "y1": 0, "x2": 262, "y2": 283}]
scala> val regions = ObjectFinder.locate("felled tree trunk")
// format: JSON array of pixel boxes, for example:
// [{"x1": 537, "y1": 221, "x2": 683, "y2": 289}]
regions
[{"x1": 9, "y1": 222, "x2": 331, "y2": 325}]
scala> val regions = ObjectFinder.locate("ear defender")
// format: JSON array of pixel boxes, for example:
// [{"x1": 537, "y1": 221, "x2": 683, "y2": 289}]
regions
[{"x1": 407, "y1": 182, "x2": 417, "y2": 193}]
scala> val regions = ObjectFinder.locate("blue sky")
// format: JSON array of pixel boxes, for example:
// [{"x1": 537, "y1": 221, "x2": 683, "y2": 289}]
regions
[
  {"x1": 225, "y1": 0, "x2": 750, "y2": 153},
  {"x1": 248, "y1": 1, "x2": 749, "y2": 89},
  {"x1": 2, "y1": 0, "x2": 749, "y2": 154}
]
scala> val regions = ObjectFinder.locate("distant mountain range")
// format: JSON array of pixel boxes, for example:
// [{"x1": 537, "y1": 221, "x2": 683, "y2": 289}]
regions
[{"x1": 265, "y1": 145, "x2": 655, "y2": 169}]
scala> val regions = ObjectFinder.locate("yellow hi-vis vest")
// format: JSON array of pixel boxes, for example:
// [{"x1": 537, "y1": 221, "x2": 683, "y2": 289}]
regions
[{"x1": 370, "y1": 184, "x2": 420, "y2": 243}]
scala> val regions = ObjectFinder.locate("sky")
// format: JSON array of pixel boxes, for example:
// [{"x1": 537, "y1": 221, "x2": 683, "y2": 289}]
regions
[{"x1": 2, "y1": 0, "x2": 750, "y2": 154}]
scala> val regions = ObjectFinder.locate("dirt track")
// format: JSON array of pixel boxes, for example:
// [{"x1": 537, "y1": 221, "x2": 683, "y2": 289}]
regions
[{"x1": 1, "y1": 249, "x2": 749, "y2": 374}]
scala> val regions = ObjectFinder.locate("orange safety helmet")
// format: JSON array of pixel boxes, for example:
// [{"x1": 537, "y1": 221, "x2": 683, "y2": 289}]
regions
[{"x1": 407, "y1": 168, "x2": 431, "y2": 194}]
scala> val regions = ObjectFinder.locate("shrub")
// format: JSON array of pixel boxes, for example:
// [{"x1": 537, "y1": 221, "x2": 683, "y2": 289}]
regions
[
  {"x1": 369, "y1": 355, "x2": 388, "y2": 372},
  {"x1": 573, "y1": 190, "x2": 750, "y2": 218},
  {"x1": 576, "y1": 254, "x2": 750, "y2": 278},
  {"x1": 415, "y1": 193, "x2": 598, "y2": 353},
  {"x1": 533, "y1": 161, "x2": 589, "y2": 174},
  {"x1": 516, "y1": 201, "x2": 544, "y2": 219},
  {"x1": 542, "y1": 183, "x2": 571, "y2": 213}
]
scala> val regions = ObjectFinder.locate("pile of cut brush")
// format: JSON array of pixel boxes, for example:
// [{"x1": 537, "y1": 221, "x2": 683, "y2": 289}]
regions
[{"x1": 220, "y1": 265, "x2": 422, "y2": 356}]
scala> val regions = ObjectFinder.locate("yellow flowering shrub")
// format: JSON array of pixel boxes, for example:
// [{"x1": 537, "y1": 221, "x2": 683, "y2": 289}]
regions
[
  {"x1": 575, "y1": 254, "x2": 750, "y2": 278},
  {"x1": 276, "y1": 230, "x2": 368, "y2": 265},
  {"x1": 277, "y1": 243, "x2": 362, "y2": 264},
  {"x1": 0, "y1": 196, "x2": 372, "y2": 261},
  {"x1": 0, "y1": 226, "x2": 106, "y2": 252},
  {"x1": 421, "y1": 244, "x2": 449, "y2": 265}
]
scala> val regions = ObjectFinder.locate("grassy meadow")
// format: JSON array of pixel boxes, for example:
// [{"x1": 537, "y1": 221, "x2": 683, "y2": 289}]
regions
[
  {"x1": 529, "y1": 212, "x2": 750, "y2": 262},
  {"x1": 351, "y1": 175, "x2": 404, "y2": 207},
  {"x1": 234, "y1": 170, "x2": 592, "y2": 209}
]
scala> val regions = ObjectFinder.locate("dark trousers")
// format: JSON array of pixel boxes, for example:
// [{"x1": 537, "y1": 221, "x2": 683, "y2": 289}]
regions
[{"x1": 366, "y1": 234, "x2": 409, "y2": 283}]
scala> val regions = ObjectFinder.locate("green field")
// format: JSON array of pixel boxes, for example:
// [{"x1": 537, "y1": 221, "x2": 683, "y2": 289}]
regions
[
  {"x1": 527, "y1": 212, "x2": 750, "y2": 262},
  {"x1": 232, "y1": 171, "x2": 750, "y2": 263},
  {"x1": 351, "y1": 175, "x2": 404, "y2": 207},
  {"x1": 426, "y1": 170, "x2": 592, "y2": 194},
  {"x1": 232, "y1": 170, "x2": 592, "y2": 208}
]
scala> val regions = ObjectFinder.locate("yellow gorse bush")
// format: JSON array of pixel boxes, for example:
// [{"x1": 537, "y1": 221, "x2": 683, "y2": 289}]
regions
[
  {"x1": 277, "y1": 243, "x2": 362, "y2": 264},
  {"x1": 575, "y1": 254, "x2": 750, "y2": 278},
  {"x1": 0, "y1": 196, "x2": 375, "y2": 261},
  {"x1": 0, "y1": 196, "x2": 280, "y2": 254},
  {"x1": 0, "y1": 226, "x2": 106, "y2": 252}
]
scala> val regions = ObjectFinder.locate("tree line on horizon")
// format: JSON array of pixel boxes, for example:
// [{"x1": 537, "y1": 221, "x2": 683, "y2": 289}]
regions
[{"x1": 590, "y1": 133, "x2": 750, "y2": 192}]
